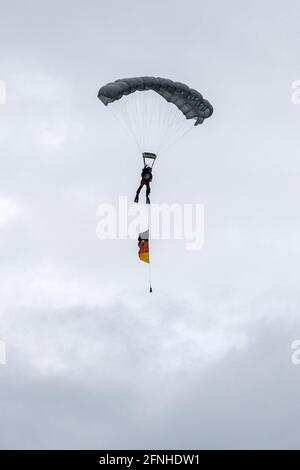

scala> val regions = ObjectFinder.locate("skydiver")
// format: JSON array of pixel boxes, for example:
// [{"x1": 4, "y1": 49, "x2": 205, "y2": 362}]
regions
[{"x1": 134, "y1": 164, "x2": 152, "y2": 204}]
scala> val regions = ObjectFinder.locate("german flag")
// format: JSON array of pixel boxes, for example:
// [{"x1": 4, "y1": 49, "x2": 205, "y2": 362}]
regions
[{"x1": 138, "y1": 229, "x2": 150, "y2": 264}]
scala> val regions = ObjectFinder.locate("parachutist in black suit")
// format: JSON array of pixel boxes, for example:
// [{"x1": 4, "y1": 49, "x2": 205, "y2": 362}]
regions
[{"x1": 134, "y1": 165, "x2": 152, "y2": 204}]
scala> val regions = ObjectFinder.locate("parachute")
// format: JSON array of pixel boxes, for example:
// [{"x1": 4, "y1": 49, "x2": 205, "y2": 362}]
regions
[
  {"x1": 97, "y1": 76, "x2": 213, "y2": 154},
  {"x1": 97, "y1": 76, "x2": 213, "y2": 293}
]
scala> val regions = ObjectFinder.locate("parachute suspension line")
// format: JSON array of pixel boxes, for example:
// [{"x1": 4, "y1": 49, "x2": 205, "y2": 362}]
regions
[
  {"x1": 140, "y1": 92, "x2": 148, "y2": 150},
  {"x1": 156, "y1": 100, "x2": 195, "y2": 153},
  {"x1": 146, "y1": 92, "x2": 156, "y2": 152},
  {"x1": 141, "y1": 91, "x2": 167, "y2": 154},
  {"x1": 144, "y1": 92, "x2": 153, "y2": 151},
  {"x1": 132, "y1": 93, "x2": 142, "y2": 148},
  {"x1": 110, "y1": 100, "x2": 141, "y2": 152},
  {"x1": 156, "y1": 108, "x2": 174, "y2": 152},
  {"x1": 137, "y1": 93, "x2": 147, "y2": 150},
  {"x1": 161, "y1": 122, "x2": 195, "y2": 155},
  {"x1": 109, "y1": 106, "x2": 134, "y2": 149},
  {"x1": 155, "y1": 95, "x2": 170, "y2": 152},
  {"x1": 108, "y1": 89, "x2": 199, "y2": 156},
  {"x1": 156, "y1": 100, "x2": 193, "y2": 153},
  {"x1": 141, "y1": 91, "x2": 147, "y2": 150},
  {"x1": 147, "y1": 91, "x2": 155, "y2": 151},
  {"x1": 98, "y1": 76, "x2": 214, "y2": 154},
  {"x1": 143, "y1": 91, "x2": 156, "y2": 152},
  {"x1": 136, "y1": 91, "x2": 148, "y2": 151},
  {"x1": 124, "y1": 96, "x2": 143, "y2": 153},
  {"x1": 124, "y1": 95, "x2": 142, "y2": 152},
  {"x1": 142, "y1": 92, "x2": 148, "y2": 151}
]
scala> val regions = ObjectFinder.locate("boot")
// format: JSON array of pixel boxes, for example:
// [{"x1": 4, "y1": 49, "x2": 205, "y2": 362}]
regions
[
  {"x1": 146, "y1": 196, "x2": 150, "y2": 204},
  {"x1": 134, "y1": 195, "x2": 139, "y2": 203}
]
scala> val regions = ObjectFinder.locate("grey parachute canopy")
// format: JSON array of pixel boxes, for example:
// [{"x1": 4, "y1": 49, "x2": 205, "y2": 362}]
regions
[{"x1": 97, "y1": 76, "x2": 213, "y2": 126}]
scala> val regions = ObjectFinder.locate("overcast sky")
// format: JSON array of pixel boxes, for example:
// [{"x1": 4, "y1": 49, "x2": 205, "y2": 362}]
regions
[{"x1": 1, "y1": 0, "x2": 300, "y2": 450}]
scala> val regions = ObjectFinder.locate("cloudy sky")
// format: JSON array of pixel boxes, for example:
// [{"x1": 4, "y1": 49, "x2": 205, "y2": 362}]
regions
[{"x1": 1, "y1": 0, "x2": 300, "y2": 450}]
